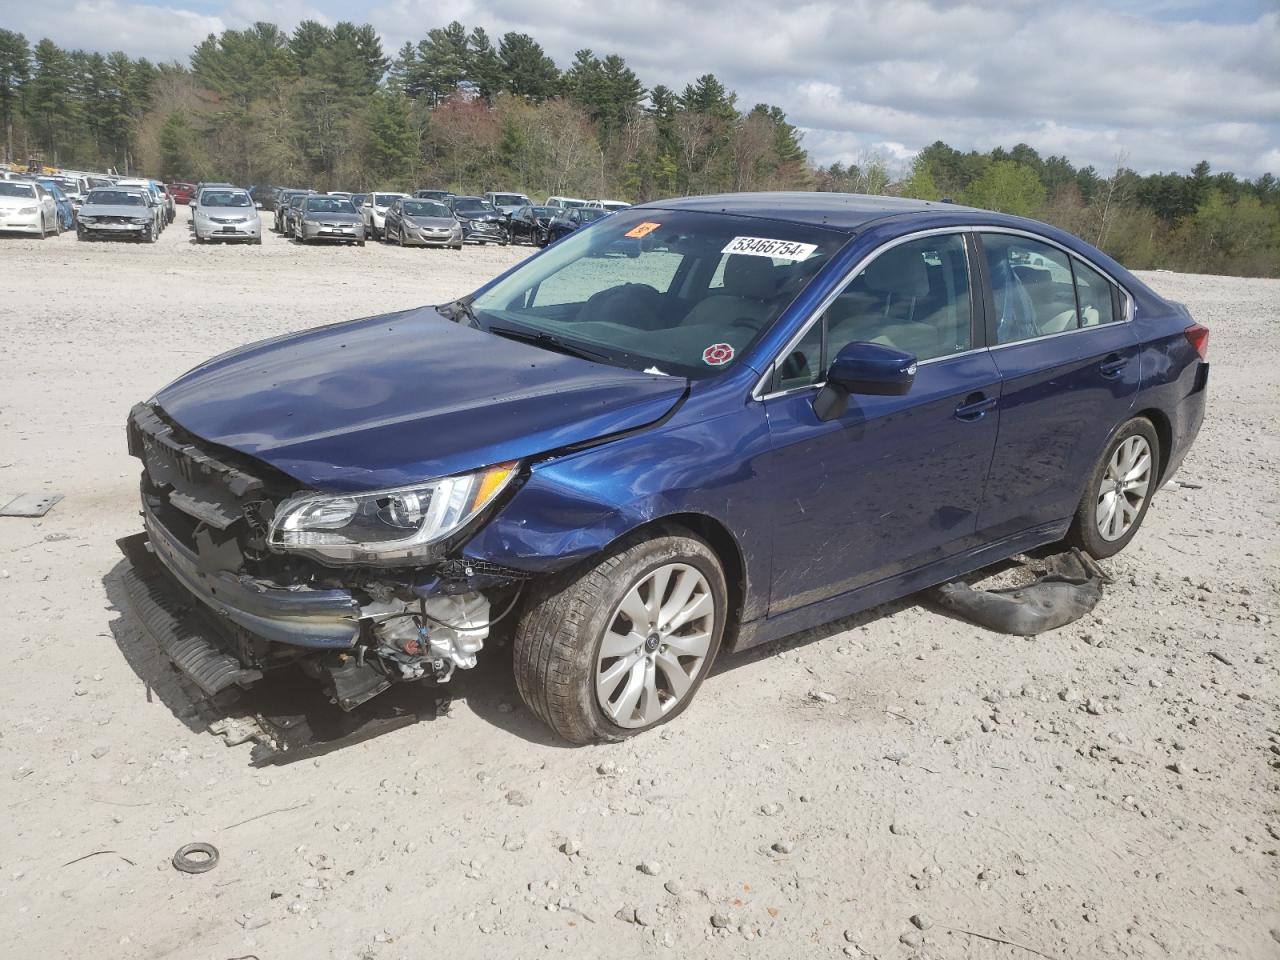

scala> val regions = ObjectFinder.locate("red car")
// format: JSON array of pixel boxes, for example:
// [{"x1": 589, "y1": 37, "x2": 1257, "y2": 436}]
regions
[{"x1": 168, "y1": 181, "x2": 196, "y2": 205}]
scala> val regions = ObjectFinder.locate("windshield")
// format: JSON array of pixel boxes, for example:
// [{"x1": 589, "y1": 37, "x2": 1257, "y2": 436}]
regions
[
  {"x1": 404, "y1": 200, "x2": 450, "y2": 218},
  {"x1": 290, "y1": 194, "x2": 308, "y2": 207},
  {"x1": 374, "y1": 193, "x2": 401, "y2": 206},
  {"x1": 0, "y1": 182, "x2": 36, "y2": 198},
  {"x1": 468, "y1": 209, "x2": 846, "y2": 379},
  {"x1": 86, "y1": 190, "x2": 145, "y2": 206},
  {"x1": 531, "y1": 206, "x2": 557, "y2": 218},
  {"x1": 492, "y1": 194, "x2": 525, "y2": 205},
  {"x1": 307, "y1": 197, "x2": 356, "y2": 214},
  {"x1": 201, "y1": 191, "x2": 251, "y2": 208},
  {"x1": 576, "y1": 208, "x2": 606, "y2": 223},
  {"x1": 453, "y1": 198, "x2": 491, "y2": 213}
]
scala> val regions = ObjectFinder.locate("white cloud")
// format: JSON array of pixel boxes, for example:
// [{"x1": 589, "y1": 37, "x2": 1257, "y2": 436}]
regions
[{"x1": 4, "y1": 0, "x2": 1277, "y2": 176}]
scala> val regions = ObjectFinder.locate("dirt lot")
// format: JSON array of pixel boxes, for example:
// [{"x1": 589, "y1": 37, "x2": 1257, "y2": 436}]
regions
[{"x1": 0, "y1": 209, "x2": 1276, "y2": 960}]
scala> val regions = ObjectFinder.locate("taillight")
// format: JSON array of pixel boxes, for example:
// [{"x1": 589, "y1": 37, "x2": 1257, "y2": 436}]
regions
[{"x1": 1184, "y1": 323, "x2": 1209, "y2": 360}]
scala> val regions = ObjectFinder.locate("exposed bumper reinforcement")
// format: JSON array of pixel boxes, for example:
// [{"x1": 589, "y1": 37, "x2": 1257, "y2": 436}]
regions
[{"x1": 141, "y1": 500, "x2": 361, "y2": 649}]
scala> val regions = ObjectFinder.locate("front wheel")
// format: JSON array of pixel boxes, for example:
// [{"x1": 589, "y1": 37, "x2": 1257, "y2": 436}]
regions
[
  {"x1": 513, "y1": 531, "x2": 726, "y2": 744},
  {"x1": 1067, "y1": 417, "x2": 1160, "y2": 559}
]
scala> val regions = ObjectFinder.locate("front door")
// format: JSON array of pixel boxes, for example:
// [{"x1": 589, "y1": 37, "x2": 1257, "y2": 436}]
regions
[
  {"x1": 763, "y1": 232, "x2": 1002, "y2": 616},
  {"x1": 974, "y1": 232, "x2": 1140, "y2": 539}
]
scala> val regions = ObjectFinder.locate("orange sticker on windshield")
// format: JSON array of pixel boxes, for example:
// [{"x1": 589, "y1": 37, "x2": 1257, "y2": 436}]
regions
[{"x1": 625, "y1": 221, "x2": 661, "y2": 238}]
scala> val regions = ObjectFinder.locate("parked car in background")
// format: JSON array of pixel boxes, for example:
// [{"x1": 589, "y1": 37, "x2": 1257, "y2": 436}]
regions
[
  {"x1": 350, "y1": 193, "x2": 368, "y2": 211},
  {"x1": 360, "y1": 192, "x2": 410, "y2": 240},
  {"x1": 36, "y1": 179, "x2": 75, "y2": 230},
  {"x1": 121, "y1": 193, "x2": 1208, "y2": 744},
  {"x1": 484, "y1": 191, "x2": 531, "y2": 217},
  {"x1": 586, "y1": 199, "x2": 631, "y2": 212},
  {"x1": 116, "y1": 179, "x2": 167, "y2": 234},
  {"x1": 193, "y1": 188, "x2": 262, "y2": 244},
  {"x1": 76, "y1": 186, "x2": 160, "y2": 242},
  {"x1": 328, "y1": 191, "x2": 353, "y2": 200},
  {"x1": 281, "y1": 191, "x2": 312, "y2": 236},
  {"x1": 449, "y1": 195, "x2": 508, "y2": 245},
  {"x1": 0, "y1": 179, "x2": 60, "y2": 237},
  {"x1": 507, "y1": 203, "x2": 560, "y2": 246},
  {"x1": 273, "y1": 190, "x2": 311, "y2": 232},
  {"x1": 157, "y1": 183, "x2": 176, "y2": 224},
  {"x1": 295, "y1": 194, "x2": 364, "y2": 246},
  {"x1": 545, "y1": 196, "x2": 588, "y2": 209},
  {"x1": 168, "y1": 182, "x2": 196, "y2": 205},
  {"x1": 413, "y1": 188, "x2": 453, "y2": 202},
  {"x1": 545, "y1": 205, "x2": 607, "y2": 244},
  {"x1": 382, "y1": 197, "x2": 463, "y2": 248}
]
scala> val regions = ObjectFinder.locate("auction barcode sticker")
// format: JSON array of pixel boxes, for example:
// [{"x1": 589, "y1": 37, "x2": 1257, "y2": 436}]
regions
[{"x1": 721, "y1": 236, "x2": 817, "y2": 261}]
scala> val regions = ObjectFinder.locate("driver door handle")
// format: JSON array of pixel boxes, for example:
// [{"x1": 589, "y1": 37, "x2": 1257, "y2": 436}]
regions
[
  {"x1": 1099, "y1": 353, "x2": 1127, "y2": 377},
  {"x1": 954, "y1": 393, "x2": 997, "y2": 421}
]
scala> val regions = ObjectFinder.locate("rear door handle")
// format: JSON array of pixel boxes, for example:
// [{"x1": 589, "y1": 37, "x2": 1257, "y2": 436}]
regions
[
  {"x1": 954, "y1": 393, "x2": 997, "y2": 421},
  {"x1": 1099, "y1": 354, "x2": 1127, "y2": 377}
]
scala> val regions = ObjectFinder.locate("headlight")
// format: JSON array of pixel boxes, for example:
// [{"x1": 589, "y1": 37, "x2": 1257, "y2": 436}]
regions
[
  {"x1": 79, "y1": 216, "x2": 96, "y2": 223},
  {"x1": 268, "y1": 461, "x2": 518, "y2": 564},
  {"x1": 18, "y1": 206, "x2": 37, "y2": 214},
  {"x1": 132, "y1": 217, "x2": 152, "y2": 224}
]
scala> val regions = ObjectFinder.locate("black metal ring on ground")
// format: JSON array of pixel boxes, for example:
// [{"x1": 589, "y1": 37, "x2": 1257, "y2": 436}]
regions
[{"x1": 172, "y1": 842, "x2": 219, "y2": 873}]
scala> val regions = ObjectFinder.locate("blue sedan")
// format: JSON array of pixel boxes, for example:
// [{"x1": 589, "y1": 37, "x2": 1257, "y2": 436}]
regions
[
  {"x1": 125, "y1": 193, "x2": 1207, "y2": 743},
  {"x1": 36, "y1": 179, "x2": 75, "y2": 230}
]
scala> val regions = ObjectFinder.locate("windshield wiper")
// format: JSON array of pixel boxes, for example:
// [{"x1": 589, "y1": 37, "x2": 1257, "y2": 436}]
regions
[
  {"x1": 486, "y1": 325, "x2": 609, "y2": 363},
  {"x1": 436, "y1": 298, "x2": 479, "y2": 327}
]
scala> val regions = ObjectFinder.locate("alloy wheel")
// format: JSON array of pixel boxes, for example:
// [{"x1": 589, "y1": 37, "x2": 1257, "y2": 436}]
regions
[
  {"x1": 595, "y1": 563, "x2": 715, "y2": 728},
  {"x1": 1096, "y1": 435, "x2": 1152, "y2": 541}
]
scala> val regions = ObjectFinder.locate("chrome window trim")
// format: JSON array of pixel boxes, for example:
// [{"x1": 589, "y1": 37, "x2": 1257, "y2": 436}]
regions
[
  {"x1": 756, "y1": 345, "x2": 988, "y2": 402},
  {"x1": 975, "y1": 226, "x2": 1135, "y2": 325},
  {"x1": 752, "y1": 224, "x2": 1135, "y2": 401},
  {"x1": 751, "y1": 226, "x2": 972, "y2": 401}
]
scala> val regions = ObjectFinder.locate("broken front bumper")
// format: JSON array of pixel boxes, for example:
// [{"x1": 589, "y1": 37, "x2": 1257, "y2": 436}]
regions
[{"x1": 141, "y1": 498, "x2": 361, "y2": 649}]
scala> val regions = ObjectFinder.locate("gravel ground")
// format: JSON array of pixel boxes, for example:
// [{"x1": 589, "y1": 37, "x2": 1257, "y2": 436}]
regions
[{"x1": 0, "y1": 210, "x2": 1276, "y2": 959}]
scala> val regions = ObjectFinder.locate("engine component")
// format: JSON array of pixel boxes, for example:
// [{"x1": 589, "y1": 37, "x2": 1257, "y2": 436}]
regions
[{"x1": 365, "y1": 591, "x2": 490, "y2": 684}]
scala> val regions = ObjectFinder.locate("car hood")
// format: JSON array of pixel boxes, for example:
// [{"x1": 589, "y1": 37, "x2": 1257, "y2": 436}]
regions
[
  {"x1": 306, "y1": 211, "x2": 360, "y2": 223},
  {"x1": 405, "y1": 216, "x2": 457, "y2": 228},
  {"x1": 80, "y1": 204, "x2": 150, "y2": 217},
  {"x1": 155, "y1": 306, "x2": 687, "y2": 492},
  {"x1": 456, "y1": 210, "x2": 502, "y2": 222}
]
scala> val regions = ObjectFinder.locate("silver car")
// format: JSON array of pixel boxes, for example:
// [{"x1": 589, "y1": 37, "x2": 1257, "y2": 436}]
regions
[
  {"x1": 295, "y1": 195, "x2": 365, "y2": 246},
  {"x1": 193, "y1": 189, "x2": 262, "y2": 244},
  {"x1": 360, "y1": 191, "x2": 409, "y2": 239},
  {"x1": 382, "y1": 197, "x2": 463, "y2": 248},
  {"x1": 76, "y1": 187, "x2": 160, "y2": 242}
]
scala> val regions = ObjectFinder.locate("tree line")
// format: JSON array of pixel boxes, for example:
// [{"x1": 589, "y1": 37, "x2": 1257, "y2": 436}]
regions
[{"x1": 0, "y1": 21, "x2": 1275, "y2": 276}]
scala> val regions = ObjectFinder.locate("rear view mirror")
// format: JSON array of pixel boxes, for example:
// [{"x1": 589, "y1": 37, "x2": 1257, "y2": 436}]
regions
[{"x1": 813, "y1": 341, "x2": 917, "y2": 421}]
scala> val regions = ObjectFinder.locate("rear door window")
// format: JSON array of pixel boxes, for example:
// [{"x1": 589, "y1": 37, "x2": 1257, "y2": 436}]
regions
[
  {"x1": 1072, "y1": 259, "x2": 1118, "y2": 327},
  {"x1": 981, "y1": 234, "x2": 1077, "y2": 344}
]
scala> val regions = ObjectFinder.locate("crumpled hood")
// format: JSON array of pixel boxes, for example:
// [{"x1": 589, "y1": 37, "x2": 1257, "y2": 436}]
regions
[
  {"x1": 81, "y1": 204, "x2": 151, "y2": 218},
  {"x1": 155, "y1": 306, "x2": 687, "y2": 492}
]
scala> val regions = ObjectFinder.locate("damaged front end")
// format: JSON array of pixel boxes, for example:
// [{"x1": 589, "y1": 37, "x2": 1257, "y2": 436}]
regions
[{"x1": 124, "y1": 401, "x2": 525, "y2": 713}]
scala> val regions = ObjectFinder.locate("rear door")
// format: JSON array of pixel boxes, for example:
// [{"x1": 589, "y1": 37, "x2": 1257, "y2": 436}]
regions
[
  {"x1": 975, "y1": 231, "x2": 1140, "y2": 539},
  {"x1": 762, "y1": 232, "x2": 1002, "y2": 615}
]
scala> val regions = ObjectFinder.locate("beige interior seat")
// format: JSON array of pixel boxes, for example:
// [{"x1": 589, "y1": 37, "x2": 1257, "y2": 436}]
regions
[{"x1": 681, "y1": 255, "x2": 776, "y2": 329}]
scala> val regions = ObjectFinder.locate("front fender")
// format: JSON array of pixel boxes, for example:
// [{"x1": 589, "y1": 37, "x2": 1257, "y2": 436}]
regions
[{"x1": 462, "y1": 401, "x2": 774, "y2": 623}]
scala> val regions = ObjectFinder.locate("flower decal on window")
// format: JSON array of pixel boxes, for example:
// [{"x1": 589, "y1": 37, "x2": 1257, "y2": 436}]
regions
[{"x1": 702, "y1": 342, "x2": 735, "y2": 366}]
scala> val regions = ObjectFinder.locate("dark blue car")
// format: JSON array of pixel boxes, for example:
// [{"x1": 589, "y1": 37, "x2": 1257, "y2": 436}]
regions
[{"x1": 125, "y1": 193, "x2": 1207, "y2": 744}]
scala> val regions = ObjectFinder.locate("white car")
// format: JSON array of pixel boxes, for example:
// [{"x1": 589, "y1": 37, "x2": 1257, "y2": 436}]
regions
[
  {"x1": 586, "y1": 199, "x2": 631, "y2": 212},
  {"x1": 193, "y1": 188, "x2": 262, "y2": 244},
  {"x1": 484, "y1": 191, "x2": 531, "y2": 217},
  {"x1": 545, "y1": 196, "x2": 588, "y2": 209},
  {"x1": 0, "y1": 180, "x2": 60, "y2": 237},
  {"x1": 360, "y1": 192, "x2": 409, "y2": 239}
]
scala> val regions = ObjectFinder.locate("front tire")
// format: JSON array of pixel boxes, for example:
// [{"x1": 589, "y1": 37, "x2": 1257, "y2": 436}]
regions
[
  {"x1": 1067, "y1": 417, "x2": 1160, "y2": 559},
  {"x1": 513, "y1": 531, "x2": 726, "y2": 744}
]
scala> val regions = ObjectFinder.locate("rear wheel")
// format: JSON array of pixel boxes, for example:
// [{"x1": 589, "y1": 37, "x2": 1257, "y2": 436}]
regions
[
  {"x1": 513, "y1": 531, "x2": 727, "y2": 744},
  {"x1": 1067, "y1": 417, "x2": 1160, "y2": 558}
]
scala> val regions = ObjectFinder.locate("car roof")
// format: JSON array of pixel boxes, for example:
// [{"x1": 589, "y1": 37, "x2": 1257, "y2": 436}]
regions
[{"x1": 633, "y1": 192, "x2": 971, "y2": 232}]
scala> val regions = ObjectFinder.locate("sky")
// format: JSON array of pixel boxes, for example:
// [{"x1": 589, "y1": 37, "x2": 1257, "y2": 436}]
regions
[{"x1": 2, "y1": 0, "x2": 1277, "y2": 177}]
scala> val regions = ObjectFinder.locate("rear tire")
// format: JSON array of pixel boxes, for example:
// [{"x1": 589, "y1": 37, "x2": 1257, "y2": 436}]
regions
[
  {"x1": 1066, "y1": 417, "x2": 1160, "y2": 559},
  {"x1": 513, "y1": 530, "x2": 727, "y2": 744}
]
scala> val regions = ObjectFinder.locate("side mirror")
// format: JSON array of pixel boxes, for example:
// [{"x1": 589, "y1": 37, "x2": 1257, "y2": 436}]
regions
[{"x1": 813, "y1": 342, "x2": 917, "y2": 421}]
